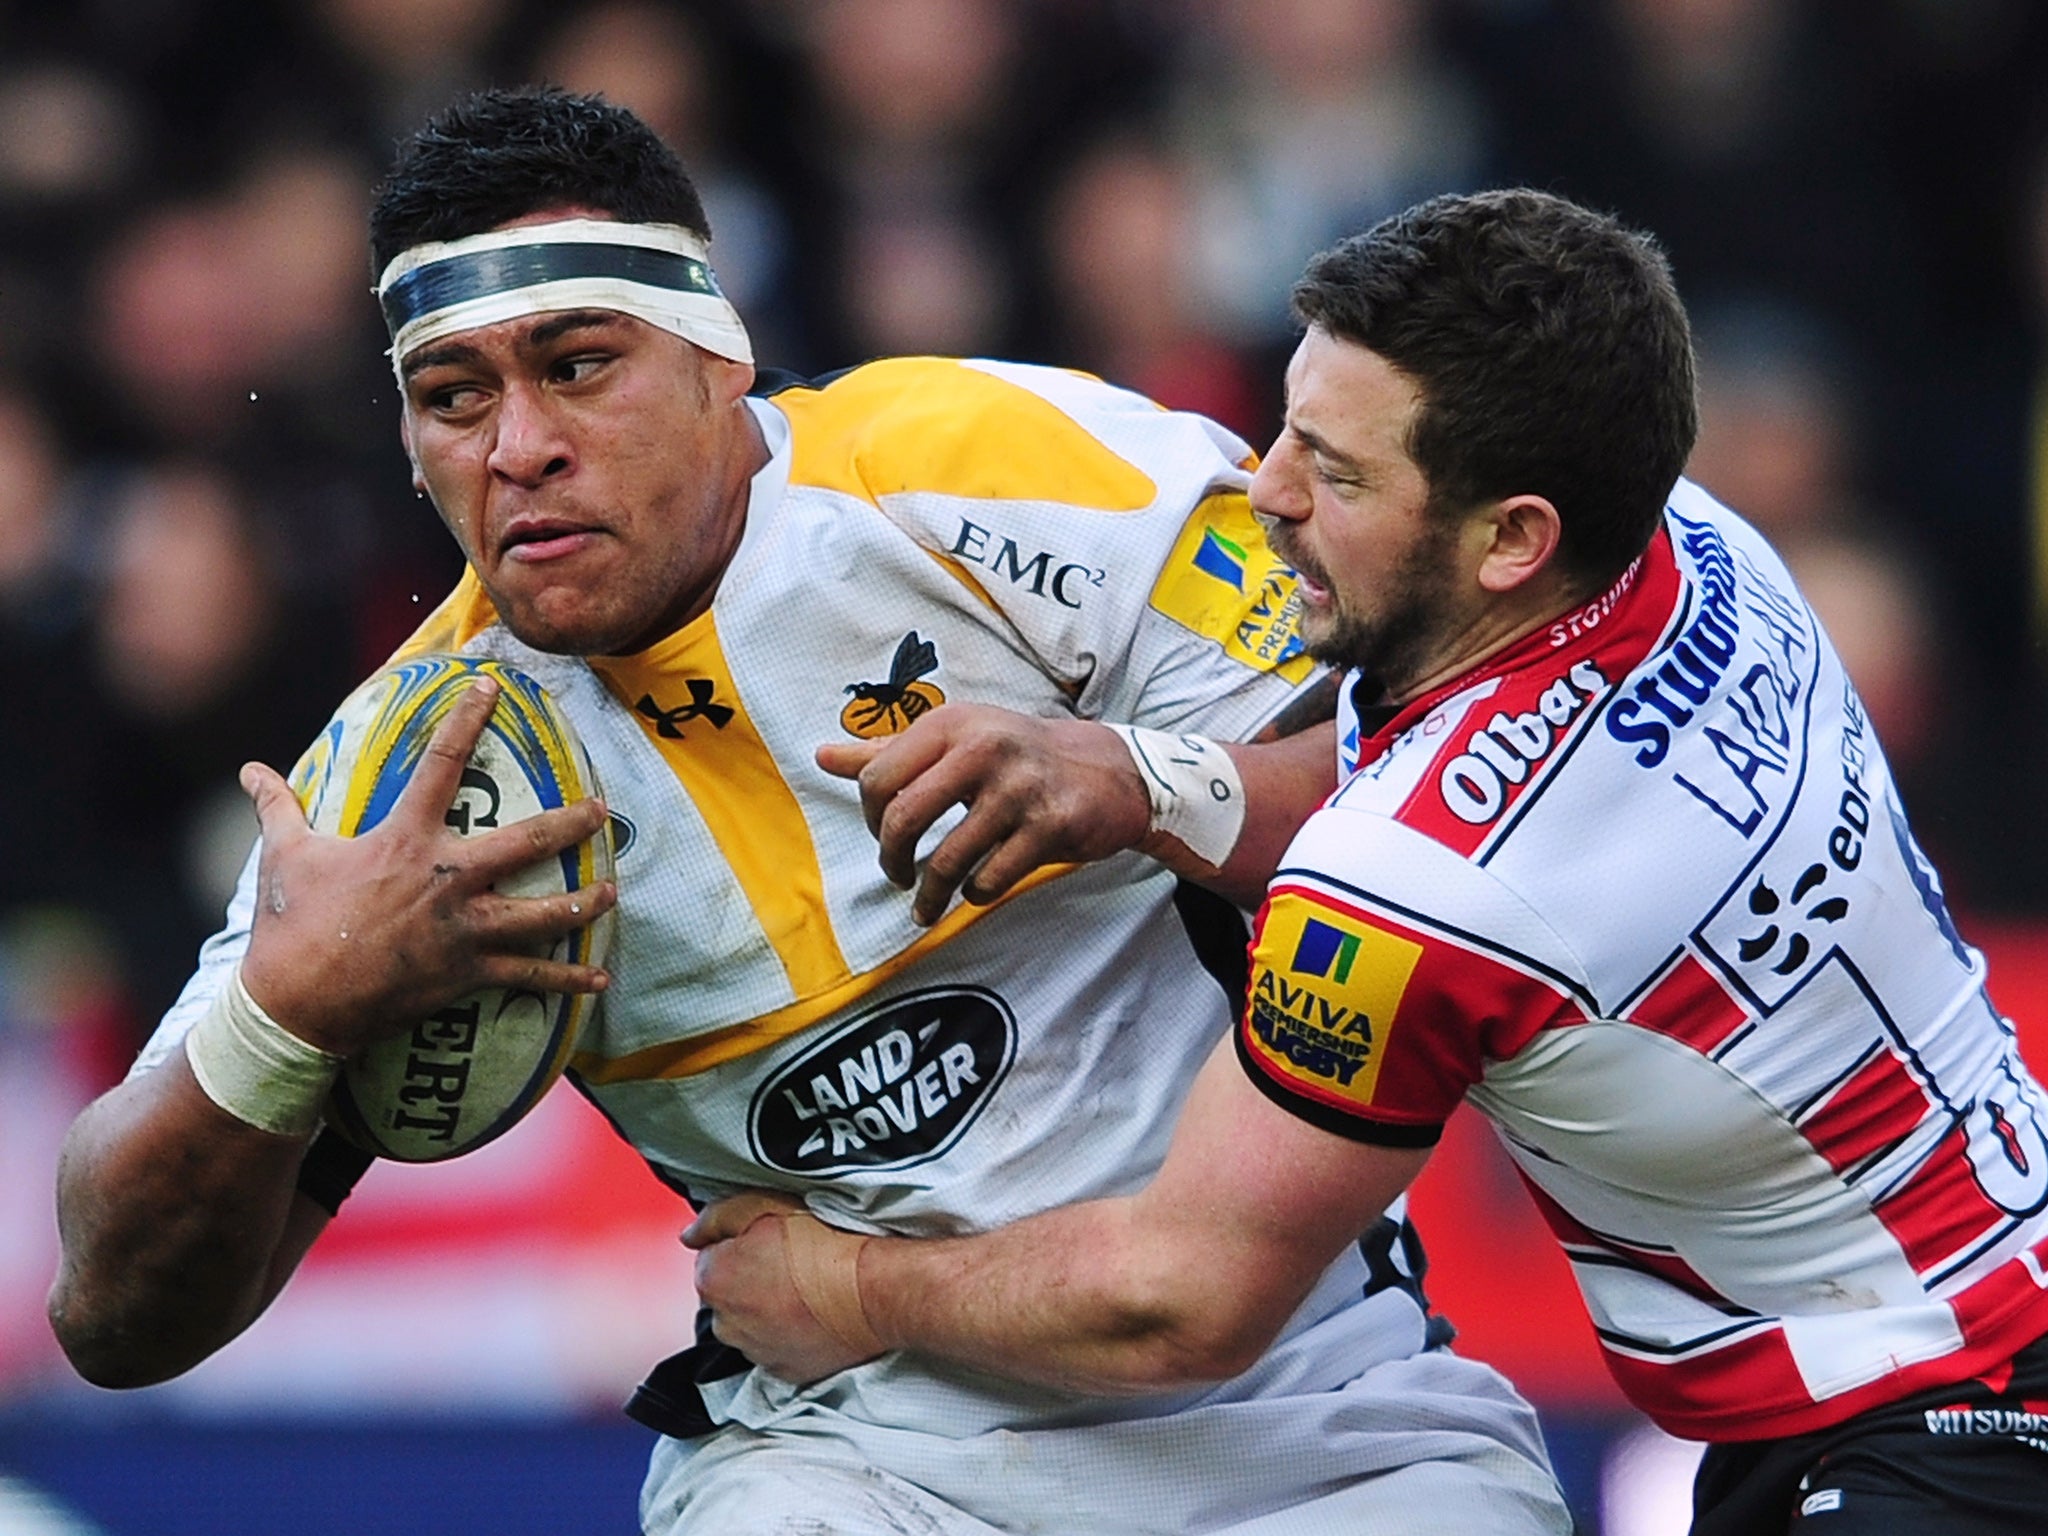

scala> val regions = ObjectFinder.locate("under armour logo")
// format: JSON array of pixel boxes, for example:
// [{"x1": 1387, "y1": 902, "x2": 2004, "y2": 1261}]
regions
[{"x1": 635, "y1": 681, "x2": 734, "y2": 737}]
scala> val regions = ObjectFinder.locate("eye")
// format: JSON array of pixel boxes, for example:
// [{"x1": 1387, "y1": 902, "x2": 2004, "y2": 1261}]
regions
[
  {"x1": 409, "y1": 375, "x2": 494, "y2": 421},
  {"x1": 549, "y1": 352, "x2": 612, "y2": 386},
  {"x1": 1313, "y1": 457, "x2": 1362, "y2": 491},
  {"x1": 424, "y1": 382, "x2": 485, "y2": 414}
]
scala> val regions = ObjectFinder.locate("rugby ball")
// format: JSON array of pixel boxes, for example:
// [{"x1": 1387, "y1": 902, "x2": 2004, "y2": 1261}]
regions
[{"x1": 287, "y1": 654, "x2": 615, "y2": 1162}]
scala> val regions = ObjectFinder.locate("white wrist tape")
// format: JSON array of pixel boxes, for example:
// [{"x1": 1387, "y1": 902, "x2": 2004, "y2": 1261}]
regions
[
  {"x1": 1105, "y1": 724, "x2": 1248, "y2": 867},
  {"x1": 184, "y1": 969, "x2": 342, "y2": 1138}
]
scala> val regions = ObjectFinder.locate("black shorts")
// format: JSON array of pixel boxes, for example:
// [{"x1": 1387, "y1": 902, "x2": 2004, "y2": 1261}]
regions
[{"x1": 1691, "y1": 1334, "x2": 2048, "y2": 1534}]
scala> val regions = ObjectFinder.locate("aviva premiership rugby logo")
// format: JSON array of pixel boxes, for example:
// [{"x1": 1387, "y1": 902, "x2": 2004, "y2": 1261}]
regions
[
  {"x1": 1147, "y1": 491, "x2": 1313, "y2": 681},
  {"x1": 840, "y1": 631, "x2": 946, "y2": 738},
  {"x1": 1243, "y1": 893, "x2": 1423, "y2": 1107},
  {"x1": 1193, "y1": 527, "x2": 1252, "y2": 586}
]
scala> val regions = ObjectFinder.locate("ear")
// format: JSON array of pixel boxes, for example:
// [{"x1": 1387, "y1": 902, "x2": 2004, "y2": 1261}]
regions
[
  {"x1": 708, "y1": 352, "x2": 756, "y2": 407},
  {"x1": 1475, "y1": 494, "x2": 1562, "y2": 595}
]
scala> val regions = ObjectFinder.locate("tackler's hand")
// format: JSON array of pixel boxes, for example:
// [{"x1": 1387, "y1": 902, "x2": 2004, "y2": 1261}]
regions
[
  {"x1": 815, "y1": 703, "x2": 1151, "y2": 926},
  {"x1": 685, "y1": 1193, "x2": 884, "y2": 1384},
  {"x1": 237, "y1": 677, "x2": 615, "y2": 1056}
]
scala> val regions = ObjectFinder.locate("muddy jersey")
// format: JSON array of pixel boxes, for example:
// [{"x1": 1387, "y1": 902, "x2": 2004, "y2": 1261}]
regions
[
  {"x1": 134, "y1": 361, "x2": 1563, "y2": 1499},
  {"x1": 1241, "y1": 477, "x2": 2048, "y2": 1442}
]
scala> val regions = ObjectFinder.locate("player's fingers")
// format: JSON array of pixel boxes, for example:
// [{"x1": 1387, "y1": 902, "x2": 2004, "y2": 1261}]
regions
[
  {"x1": 475, "y1": 876, "x2": 618, "y2": 927},
  {"x1": 870, "y1": 748, "x2": 997, "y2": 891},
  {"x1": 955, "y1": 830, "x2": 1062, "y2": 911},
  {"x1": 471, "y1": 881, "x2": 617, "y2": 947},
  {"x1": 694, "y1": 1246, "x2": 737, "y2": 1318},
  {"x1": 240, "y1": 761, "x2": 310, "y2": 850},
  {"x1": 396, "y1": 676, "x2": 501, "y2": 822},
  {"x1": 682, "y1": 1190, "x2": 807, "y2": 1249},
  {"x1": 815, "y1": 738, "x2": 887, "y2": 782},
  {"x1": 910, "y1": 801, "x2": 1023, "y2": 926},
  {"x1": 468, "y1": 796, "x2": 611, "y2": 877},
  {"x1": 844, "y1": 723, "x2": 958, "y2": 840},
  {"x1": 468, "y1": 949, "x2": 612, "y2": 998}
]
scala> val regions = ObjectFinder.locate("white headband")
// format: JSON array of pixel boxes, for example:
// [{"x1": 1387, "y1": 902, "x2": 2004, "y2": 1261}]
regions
[{"x1": 376, "y1": 218, "x2": 754, "y2": 374}]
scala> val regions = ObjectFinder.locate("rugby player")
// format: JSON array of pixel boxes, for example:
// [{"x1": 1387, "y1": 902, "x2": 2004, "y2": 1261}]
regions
[
  {"x1": 48, "y1": 92, "x2": 1571, "y2": 1535},
  {"x1": 692, "y1": 189, "x2": 2048, "y2": 1536}
]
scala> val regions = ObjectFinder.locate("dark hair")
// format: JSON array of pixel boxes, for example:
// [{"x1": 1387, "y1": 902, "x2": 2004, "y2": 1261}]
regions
[
  {"x1": 369, "y1": 86, "x2": 711, "y2": 276},
  {"x1": 1291, "y1": 189, "x2": 1698, "y2": 588}
]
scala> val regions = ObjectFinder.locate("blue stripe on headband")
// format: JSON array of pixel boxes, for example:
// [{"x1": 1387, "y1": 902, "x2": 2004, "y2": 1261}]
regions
[{"x1": 380, "y1": 241, "x2": 725, "y2": 336}]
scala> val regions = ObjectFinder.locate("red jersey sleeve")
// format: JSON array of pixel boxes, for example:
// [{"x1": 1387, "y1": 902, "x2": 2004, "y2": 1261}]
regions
[{"x1": 1237, "y1": 880, "x2": 1582, "y2": 1145}]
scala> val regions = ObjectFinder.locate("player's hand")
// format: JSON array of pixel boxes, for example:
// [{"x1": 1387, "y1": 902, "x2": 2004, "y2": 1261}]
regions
[
  {"x1": 237, "y1": 677, "x2": 616, "y2": 1056},
  {"x1": 815, "y1": 703, "x2": 1151, "y2": 925},
  {"x1": 685, "y1": 1193, "x2": 882, "y2": 1384}
]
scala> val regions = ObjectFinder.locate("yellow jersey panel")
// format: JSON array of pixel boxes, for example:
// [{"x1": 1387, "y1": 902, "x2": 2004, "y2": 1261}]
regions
[
  {"x1": 775, "y1": 356, "x2": 1157, "y2": 512},
  {"x1": 590, "y1": 613, "x2": 851, "y2": 1003}
]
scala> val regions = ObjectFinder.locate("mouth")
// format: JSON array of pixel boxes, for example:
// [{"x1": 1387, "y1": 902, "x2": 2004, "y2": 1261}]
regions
[
  {"x1": 498, "y1": 519, "x2": 602, "y2": 564},
  {"x1": 1267, "y1": 532, "x2": 1331, "y2": 604}
]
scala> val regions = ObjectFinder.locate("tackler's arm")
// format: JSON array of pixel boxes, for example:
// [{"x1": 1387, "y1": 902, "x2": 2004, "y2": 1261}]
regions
[{"x1": 691, "y1": 1035, "x2": 1428, "y2": 1393}]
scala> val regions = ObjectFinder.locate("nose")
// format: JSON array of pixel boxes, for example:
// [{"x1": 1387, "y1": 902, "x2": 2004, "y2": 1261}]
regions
[
  {"x1": 1248, "y1": 434, "x2": 1308, "y2": 524},
  {"x1": 487, "y1": 381, "x2": 572, "y2": 487}
]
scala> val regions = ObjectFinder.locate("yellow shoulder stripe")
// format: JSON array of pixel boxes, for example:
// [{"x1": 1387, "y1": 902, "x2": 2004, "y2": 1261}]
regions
[
  {"x1": 589, "y1": 613, "x2": 850, "y2": 1004},
  {"x1": 772, "y1": 358, "x2": 1157, "y2": 511}
]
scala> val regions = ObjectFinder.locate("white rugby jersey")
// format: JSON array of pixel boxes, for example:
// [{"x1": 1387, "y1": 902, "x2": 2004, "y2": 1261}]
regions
[
  {"x1": 139, "y1": 360, "x2": 1560, "y2": 1512},
  {"x1": 1240, "y1": 478, "x2": 2048, "y2": 1442}
]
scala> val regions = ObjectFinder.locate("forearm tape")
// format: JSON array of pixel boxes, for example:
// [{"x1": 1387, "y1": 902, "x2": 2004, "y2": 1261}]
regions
[
  {"x1": 183, "y1": 969, "x2": 341, "y2": 1139},
  {"x1": 782, "y1": 1212, "x2": 883, "y2": 1358}
]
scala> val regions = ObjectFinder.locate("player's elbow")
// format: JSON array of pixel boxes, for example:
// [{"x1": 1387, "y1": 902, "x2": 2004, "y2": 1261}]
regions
[
  {"x1": 60, "y1": 1346, "x2": 162, "y2": 1391},
  {"x1": 47, "y1": 1297, "x2": 140, "y2": 1389},
  {"x1": 1134, "y1": 1314, "x2": 1277, "y2": 1388},
  {"x1": 47, "y1": 1277, "x2": 199, "y2": 1390},
  {"x1": 1092, "y1": 1258, "x2": 1292, "y2": 1391}
]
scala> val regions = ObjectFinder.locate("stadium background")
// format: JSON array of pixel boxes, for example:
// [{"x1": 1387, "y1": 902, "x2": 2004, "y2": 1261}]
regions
[{"x1": 1, "y1": 1, "x2": 2045, "y2": 1531}]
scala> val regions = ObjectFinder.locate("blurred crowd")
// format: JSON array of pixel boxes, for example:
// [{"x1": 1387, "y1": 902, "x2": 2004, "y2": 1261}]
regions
[{"x1": 2, "y1": 0, "x2": 2046, "y2": 1078}]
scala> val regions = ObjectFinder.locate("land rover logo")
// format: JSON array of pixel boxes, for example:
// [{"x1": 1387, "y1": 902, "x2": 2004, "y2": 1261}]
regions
[{"x1": 749, "y1": 986, "x2": 1015, "y2": 1174}]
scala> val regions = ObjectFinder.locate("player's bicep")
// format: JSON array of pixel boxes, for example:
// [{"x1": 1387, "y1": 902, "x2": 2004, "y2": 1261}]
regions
[{"x1": 1140, "y1": 1038, "x2": 1431, "y2": 1304}]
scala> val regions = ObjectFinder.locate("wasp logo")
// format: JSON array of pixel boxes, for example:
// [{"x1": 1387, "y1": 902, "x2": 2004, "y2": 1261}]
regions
[
  {"x1": 635, "y1": 681, "x2": 734, "y2": 737},
  {"x1": 840, "y1": 632, "x2": 946, "y2": 739}
]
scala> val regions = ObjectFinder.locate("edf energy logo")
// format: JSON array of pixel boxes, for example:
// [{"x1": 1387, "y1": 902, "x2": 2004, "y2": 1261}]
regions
[
  {"x1": 1243, "y1": 894, "x2": 1422, "y2": 1107},
  {"x1": 749, "y1": 987, "x2": 1015, "y2": 1174}
]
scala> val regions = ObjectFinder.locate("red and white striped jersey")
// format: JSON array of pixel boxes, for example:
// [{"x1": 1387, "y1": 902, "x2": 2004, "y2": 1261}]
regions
[{"x1": 1239, "y1": 478, "x2": 2048, "y2": 1441}]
